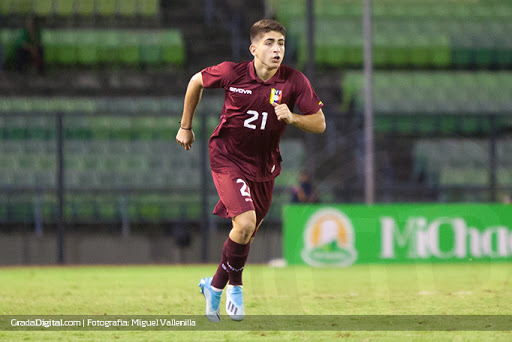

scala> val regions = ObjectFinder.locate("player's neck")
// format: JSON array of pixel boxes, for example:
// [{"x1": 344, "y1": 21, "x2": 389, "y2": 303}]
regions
[{"x1": 253, "y1": 59, "x2": 278, "y2": 82}]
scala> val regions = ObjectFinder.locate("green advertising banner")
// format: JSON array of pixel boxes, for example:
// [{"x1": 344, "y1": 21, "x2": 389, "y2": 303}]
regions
[{"x1": 283, "y1": 204, "x2": 512, "y2": 266}]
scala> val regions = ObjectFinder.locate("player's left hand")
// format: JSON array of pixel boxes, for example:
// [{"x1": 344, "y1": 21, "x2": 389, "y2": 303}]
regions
[{"x1": 271, "y1": 102, "x2": 295, "y2": 125}]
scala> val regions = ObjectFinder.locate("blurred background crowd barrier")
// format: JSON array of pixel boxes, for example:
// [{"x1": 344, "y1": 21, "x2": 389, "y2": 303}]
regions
[{"x1": 0, "y1": 0, "x2": 511, "y2": 264}]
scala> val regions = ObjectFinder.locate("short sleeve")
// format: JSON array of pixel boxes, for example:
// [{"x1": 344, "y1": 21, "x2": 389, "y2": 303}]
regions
[
  {"x1": 201, "y1": 62, "x2": 235, "y2": 89},
  {"x1": 294, "y1": 72, "x2": 324, "y2": 115}
]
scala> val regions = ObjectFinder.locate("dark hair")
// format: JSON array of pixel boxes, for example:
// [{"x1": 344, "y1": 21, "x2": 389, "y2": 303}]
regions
[{"x1": 250, "y1": 19, "x2": 286, "y2": 43}]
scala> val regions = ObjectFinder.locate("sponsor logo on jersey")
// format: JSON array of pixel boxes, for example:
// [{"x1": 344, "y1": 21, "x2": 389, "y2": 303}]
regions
[
  {"x1": 229, "y1": 87, "x2": 252, "y2": 95},
  {"x1": 270, "y1": 88, "x2": 282, "y2": 104},
  {"x1": 301, "y1": 208, "x2": 358, "y2": 267}
]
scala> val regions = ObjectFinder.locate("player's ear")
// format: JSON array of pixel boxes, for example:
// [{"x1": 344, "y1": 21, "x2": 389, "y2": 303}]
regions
[{"x1": 249, "y1": 44, "x2": 256, "y2": 57}]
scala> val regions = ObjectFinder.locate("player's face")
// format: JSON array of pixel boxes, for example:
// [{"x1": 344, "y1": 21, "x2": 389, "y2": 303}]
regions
[{"x1": 251, "y1": 31, "x2": 285, "y2": 70}]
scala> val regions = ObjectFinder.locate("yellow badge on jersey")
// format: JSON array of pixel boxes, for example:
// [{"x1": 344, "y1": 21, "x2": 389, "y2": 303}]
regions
[{"x1": 270, "y1": 88, "x2": 282, "y2": 104}]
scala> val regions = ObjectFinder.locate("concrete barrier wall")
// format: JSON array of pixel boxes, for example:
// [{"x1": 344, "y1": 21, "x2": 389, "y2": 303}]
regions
[{"x1": 0, "y1": 227, "x2": 282, "y2": 265}]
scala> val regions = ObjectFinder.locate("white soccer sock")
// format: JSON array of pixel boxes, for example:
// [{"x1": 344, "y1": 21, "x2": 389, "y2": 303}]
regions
[{"x1": 211, "y1": 286, "x2": 223, "y2": 292}]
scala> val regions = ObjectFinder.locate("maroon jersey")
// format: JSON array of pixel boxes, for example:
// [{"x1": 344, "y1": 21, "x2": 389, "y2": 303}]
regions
[{"x1": 202, "y1": 60, "x2": 323, "y2": 181}]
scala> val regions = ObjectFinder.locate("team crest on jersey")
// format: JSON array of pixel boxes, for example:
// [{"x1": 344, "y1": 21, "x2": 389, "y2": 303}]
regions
[{"x1": 270, "y1": 88, "x2": 282, "y2": 104}]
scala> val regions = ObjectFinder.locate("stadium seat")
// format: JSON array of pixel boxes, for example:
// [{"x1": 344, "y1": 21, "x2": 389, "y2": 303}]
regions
[
  {"x1": 0, "y1": 29, "x2": 19, "y2": 63},
  {"x1": 97, "y1": 0, "x2": 117, "y2": 16},
  {"x1": 96, "y1": 31, "x2": 121, "y2": 66},
  {"x1": 76, "y1": 30, "x2": 99, "y2": 66},
  {"x1": 139, "y1": 0, "x2": 158, "y2": 17},
  {"x1": 0, "y1": 0, "x2": 12, "y2": 15},
  {"x1": 119, "y1": 31, "x2": 141, "y2": 66},
  {"x1": 54, "y1": 30, "x2": 78, "y2": 65},
  {"x1": 118, "y1": 0, "x2": 138, "y2": 17},
  {"x1": 10, "y1": 0, "x2": 33, "y2": 15},
  {"x1": 34, "y1": 0, "x2": 54, "y2": 16},
  {"x1": 74, "y1": 0, "x2": 95, "y2": 16},
  {"x1": 55, "y1": 0, "x2": 74, "y2": 17},
  {"x1": 139, "y1": 31, "x2": 162, "y2": 66},
  {"x1": 161, "y1": 31, "x2": 185, "y2": 66}
]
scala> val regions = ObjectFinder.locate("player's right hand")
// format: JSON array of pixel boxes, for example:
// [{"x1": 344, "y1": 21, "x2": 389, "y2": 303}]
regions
[{"x1": 176, "y1": 128, "x2": 195, "y2": 151}]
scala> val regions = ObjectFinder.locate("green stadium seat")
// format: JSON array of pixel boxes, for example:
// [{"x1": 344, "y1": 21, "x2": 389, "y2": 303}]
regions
[
  {"x1": 67, "y1": 199, "x2": 95, "y2": 221},
  {"x1": 97, "y1": 0, "x2": 117, "y2": 16},
  {"x1": 133, "y1": 98, "x2": 161, "y2": 112},
  {"x1": 54, "y1": 30, "x2": 78, "y2": 65},
  {"x1": 161, "y1": 31, "x2": 185, "y2": 66},
  {"x1": 160, "y1": 203, "x2": 181, "y2": 221},
  {"x1": 118, "y1": 0, "x2": 138, "y2": 17},
  {"x1": 0, "y1": 30, "x2": 18, "y2": 63},
  {"x1": 496, "y1": 36, "x2": 512, "y2": 68},
  {"x1": 34, "y1": 0, "x2": 54, "y2": 16},
  {"x1": 139, "y1": 0, "x2": 158, "y2": 17},
  {"x1": 10, "y1": 0, "x2": 33, "y2": 15},
  {"x1": 0, "y1": 0, "x2": 12, "y2": 15},
  {"x1": 139, "y1": 31, "x2": 162, "y2": 66},
  {"x1": 76, "y1": 30, "x2": 99, "y2": 66},
  {"x1": 75, "y1": 0, "x2": 95, "y2": 16},
  {"x1": 41, "y1": 30, "x2": 58, "y2": 64},
  {"x1": 7, "y1": 200, "x2": 33, "y2": 222},
  {"x1": 119, "y1": 31, "x2": 141, "y2": 66},
  {"x1": 96, "y1": 31, "x2": 121, "y2": 65},
  {"x1": 55, "y1": 0, "x2": 74, "y2": 16}
]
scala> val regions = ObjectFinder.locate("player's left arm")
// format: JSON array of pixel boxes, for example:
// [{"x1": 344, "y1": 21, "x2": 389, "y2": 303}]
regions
[{"x1": 271, "y1": 102, "x2": 326, "y2": 133}]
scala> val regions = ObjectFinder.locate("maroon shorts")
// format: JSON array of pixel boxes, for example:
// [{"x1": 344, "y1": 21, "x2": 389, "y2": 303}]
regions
[{"x1": 212, "y1": 171, "x2": 275, "y2": 232}]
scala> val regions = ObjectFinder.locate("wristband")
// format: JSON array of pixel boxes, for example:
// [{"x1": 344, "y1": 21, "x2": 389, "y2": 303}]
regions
[{"x1": 180, "y1": 126, "x2": 192, "y2": 130}]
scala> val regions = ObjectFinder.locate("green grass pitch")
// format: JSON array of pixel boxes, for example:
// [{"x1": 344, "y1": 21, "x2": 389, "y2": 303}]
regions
[{"x1": 0, "y1": 263, "x2": 511, "y2": 341}]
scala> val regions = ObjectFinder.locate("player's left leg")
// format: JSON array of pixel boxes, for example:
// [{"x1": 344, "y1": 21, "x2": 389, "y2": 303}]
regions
[
  {"x1": 224, "y1": 212, "x2": 263, "y2": 321},
  {"x1": 205, "y1": 173, "x2": 275, "y2": 321},
  {"x1": 224, "y1": 179, "x2": 274, "y2": 321}
]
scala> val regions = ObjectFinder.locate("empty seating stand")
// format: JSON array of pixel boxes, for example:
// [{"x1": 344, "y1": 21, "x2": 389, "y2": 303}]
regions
[
  {"x1": 412, "y1": 139, "x2": 512, "y2": 190},
  {"x1": 270, "y1": 0, "x2": 512, "y2": 69},
  {"x1": 0, "y1": 95, "x2": 294, "y2": 224},
  {"x1": 0, "y1": 96, "x2": 230, "y2": 224},
  {"x1": 0, "y1": 0, "x2": 159, "y2": 18},
  {"x1": 341, "y1": 71, "x2": 512, "y2": 134},
  {"x1": 0, "y1": 29, "x2": 185, "y2": 68}
]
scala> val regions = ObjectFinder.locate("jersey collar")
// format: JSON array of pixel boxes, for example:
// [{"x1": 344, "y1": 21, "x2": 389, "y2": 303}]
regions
[{"x1": 247, "y1": 60, "x2": 286, "y2": 85}]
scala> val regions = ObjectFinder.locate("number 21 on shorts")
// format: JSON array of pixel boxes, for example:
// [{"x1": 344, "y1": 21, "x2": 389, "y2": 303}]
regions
[{"x1": 236, "y1": 179, "x2": 252, "y2": 202}]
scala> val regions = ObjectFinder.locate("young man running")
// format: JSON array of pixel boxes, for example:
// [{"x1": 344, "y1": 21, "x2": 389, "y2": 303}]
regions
[{"x1": 176, "y1": 19, "x2": 325, "y2": 322}]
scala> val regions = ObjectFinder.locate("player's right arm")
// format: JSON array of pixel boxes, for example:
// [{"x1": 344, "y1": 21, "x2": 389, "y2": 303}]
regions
[{"x1": 176, "y1": 72, "x2": 204, "y2": 151}]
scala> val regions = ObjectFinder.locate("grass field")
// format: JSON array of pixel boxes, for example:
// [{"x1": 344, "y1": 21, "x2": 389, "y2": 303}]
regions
[{"x1": 0, "y1": 263, "x2": 511, "y2": 341}]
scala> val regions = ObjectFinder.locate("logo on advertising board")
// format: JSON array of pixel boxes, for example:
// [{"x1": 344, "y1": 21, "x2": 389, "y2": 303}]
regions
[{"x1": 301, "y1": 208, "x2": 358, "y2": 267}]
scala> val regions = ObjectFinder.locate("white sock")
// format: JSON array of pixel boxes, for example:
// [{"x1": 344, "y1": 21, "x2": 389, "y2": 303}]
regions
[
  {"x1": 227, "y1": 284, "x2": 243, "y2": 290},
  {"x1": 211, "y1": 286, "x2": 223, "y2": 292}
]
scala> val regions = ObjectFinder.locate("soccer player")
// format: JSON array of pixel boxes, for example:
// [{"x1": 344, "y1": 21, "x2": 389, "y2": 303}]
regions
[{"x1": 176, "y1": 19, "x2": 325, "y2": 322}]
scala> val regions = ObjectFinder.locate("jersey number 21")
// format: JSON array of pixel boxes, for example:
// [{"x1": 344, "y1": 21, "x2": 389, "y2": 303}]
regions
[{"x1": 244, "y1": 110, "x2": 268, "y2": 130}]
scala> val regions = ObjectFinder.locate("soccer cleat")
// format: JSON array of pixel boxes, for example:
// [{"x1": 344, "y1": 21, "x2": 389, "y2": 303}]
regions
[
  {"x1": 225, "y1": 285, "x2": 245, "y2": 321},
  {"x1": 198, "y1": 277, "x2": 222, "y2": 322}
]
